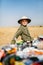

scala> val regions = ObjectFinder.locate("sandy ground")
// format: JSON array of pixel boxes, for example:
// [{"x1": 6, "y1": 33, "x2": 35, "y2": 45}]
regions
[{"x1": 0, "y1": 26, "x2": 43, "y2": 47}]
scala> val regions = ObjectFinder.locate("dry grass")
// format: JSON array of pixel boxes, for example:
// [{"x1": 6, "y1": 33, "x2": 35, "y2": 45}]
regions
[{"x1": 0, "y1": 26, "x2": 43, "y2": 46}]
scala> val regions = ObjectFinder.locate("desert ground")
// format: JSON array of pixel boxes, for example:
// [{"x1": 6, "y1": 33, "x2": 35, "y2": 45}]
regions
[{"x1": 0, "y1": 26, "x2": 43, "y2": 47}]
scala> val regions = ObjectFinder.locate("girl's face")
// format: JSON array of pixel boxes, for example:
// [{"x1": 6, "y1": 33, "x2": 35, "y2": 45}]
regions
[{"x1": 21, "y1": 19, "x2": 28, "y2": 26}]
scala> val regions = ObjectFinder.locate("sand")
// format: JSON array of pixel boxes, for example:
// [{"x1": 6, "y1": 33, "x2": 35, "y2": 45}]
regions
[{"x1": 0, "y1": 26, "x2": 43, "y2": 47}]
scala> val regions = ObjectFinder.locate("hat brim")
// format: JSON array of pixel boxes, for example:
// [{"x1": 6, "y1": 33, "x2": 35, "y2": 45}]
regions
[{"x1": 18, "y1": 18, "x2": 31, "y2": 24}]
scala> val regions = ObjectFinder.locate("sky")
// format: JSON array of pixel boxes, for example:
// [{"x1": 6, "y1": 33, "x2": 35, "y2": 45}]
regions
[{"x1": 0, "y1": 0, "x2": 43, "y2": 27}]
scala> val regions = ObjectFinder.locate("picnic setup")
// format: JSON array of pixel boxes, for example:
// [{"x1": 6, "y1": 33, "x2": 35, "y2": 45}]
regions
[{"x1": 0, "y1": 35, "x2": 43, "y2": 65}]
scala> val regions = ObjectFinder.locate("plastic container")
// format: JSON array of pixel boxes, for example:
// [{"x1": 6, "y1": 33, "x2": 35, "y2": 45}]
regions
[
  {"x1": 15, "y1": 61, "x2": 25, "y2": 65},
  {"x1": 23, "y1": 59, "x2": 33, "y2": 65}
]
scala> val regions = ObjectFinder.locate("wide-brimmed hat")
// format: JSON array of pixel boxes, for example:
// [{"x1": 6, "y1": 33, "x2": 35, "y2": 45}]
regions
[{"x1": 18, "y1": 16, "x2": 31, "y2": 24}]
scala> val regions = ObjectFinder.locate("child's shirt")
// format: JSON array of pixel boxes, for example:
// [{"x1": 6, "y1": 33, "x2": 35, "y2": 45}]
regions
[{"x1": 13, "y1": 25, "x2": 33, "y2": 42}]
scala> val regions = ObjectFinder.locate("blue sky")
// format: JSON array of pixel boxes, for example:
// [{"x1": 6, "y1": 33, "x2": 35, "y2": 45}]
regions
[{"x1": 0, "y1": 0, "x2": 43, "y2": 27}]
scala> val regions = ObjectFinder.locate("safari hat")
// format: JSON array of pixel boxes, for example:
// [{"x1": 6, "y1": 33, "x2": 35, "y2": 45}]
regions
[{"x1": 18, "y1": 16, "x2": 31, "y2": 24}]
